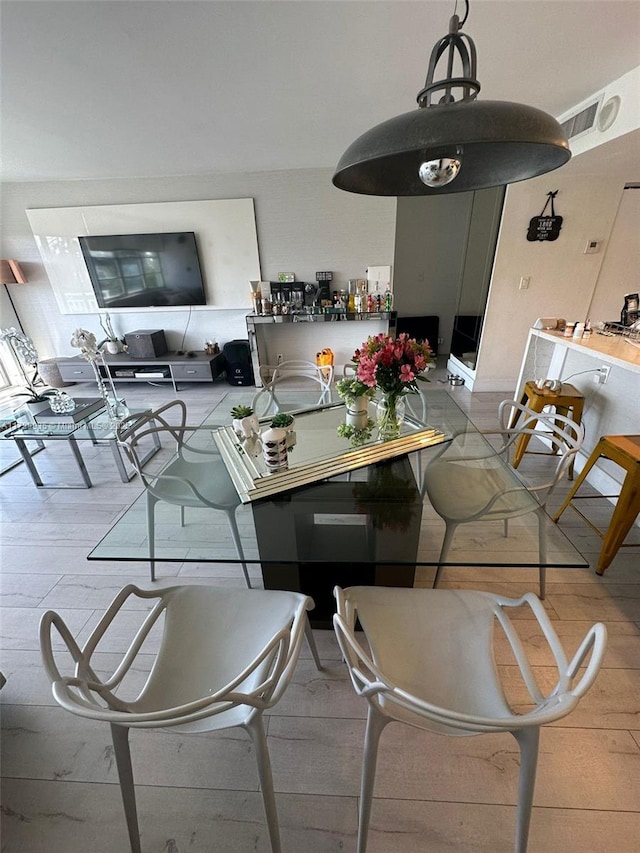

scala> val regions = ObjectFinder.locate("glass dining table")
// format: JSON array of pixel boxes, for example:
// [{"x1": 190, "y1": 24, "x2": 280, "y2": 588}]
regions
[{"x1": 89, "y1": 390, "x2": 587, "y2": 625}]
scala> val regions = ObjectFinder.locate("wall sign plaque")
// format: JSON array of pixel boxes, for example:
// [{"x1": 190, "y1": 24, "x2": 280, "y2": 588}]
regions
[{"x1": 527, "y1": 191, "x2": 563, "y2": 242}]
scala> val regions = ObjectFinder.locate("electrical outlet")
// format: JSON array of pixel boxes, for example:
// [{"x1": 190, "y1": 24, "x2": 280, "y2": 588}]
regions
[
  {"x1": 519, "y1": 276, "x2": 530, "y2": 290},
  {"x1": 593, "y1": 365, "x2": 611, "y2": 384}
]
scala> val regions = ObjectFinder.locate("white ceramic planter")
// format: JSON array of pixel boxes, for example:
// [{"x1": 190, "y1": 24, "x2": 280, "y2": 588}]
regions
[
  {"x1": 345, "y1": 396, "x2": 369, "y2": 430},
  {"x1": 26, "y1": 399, "x2": 52, "y2": 416},
  {"x1": 261, "y1": 426, "x2": 288, "y2": 472},
  {"x1": 233, "y1": 414, "x2": 260, "y2": 438}
]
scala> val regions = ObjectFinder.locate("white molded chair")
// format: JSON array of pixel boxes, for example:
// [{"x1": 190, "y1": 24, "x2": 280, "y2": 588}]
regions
[
  {"x1": 117, "y1": 400, "x2": 249, "y2": 584},
  {"x1": 40, "y1": 584, "x2": 320, "y2": 853},
  {"x1": 253, "y1": 360, "x2": 333, "y2": 417},
  {"x1": 333, "y1": 585, "x2": 606, "y2": 853},
  {"x1": 423, "y1": 401, "x2": 585, "y2": 598}
]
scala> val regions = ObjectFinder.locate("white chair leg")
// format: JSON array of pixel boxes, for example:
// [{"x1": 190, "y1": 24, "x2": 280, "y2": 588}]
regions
[
  {"x1": 433, "y1": 522, "x2": 459, "y2": 588},
  {"x1": 304, "y1": 615, "x2": 322, "y2": 670},
  {"x1": 246, "y1": 716, "x2": 281, "y2": 853},
  {"x1": 225, "y1": 509, "x2": 252, "y2": 588},
  {"x1": 512, "y1": 727, "x2": 541, "y2": 853},
  {"x1": 358, "y1": 706, "x2": 390, "y2": 853},
  {"x1": 535, "y1": 506, "x2": 547, "y2": 600},
  {"x1": 146, "y1": 494, "x2": 157, "y2": 583},
  {"x1": 110, "y1": 723, "x2": 141, "y2": 853}
]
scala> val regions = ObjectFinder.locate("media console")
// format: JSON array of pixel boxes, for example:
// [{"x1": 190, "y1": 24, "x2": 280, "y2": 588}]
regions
[{"x1": 57, "y1": 351, "x2": 226, "y2": 393}]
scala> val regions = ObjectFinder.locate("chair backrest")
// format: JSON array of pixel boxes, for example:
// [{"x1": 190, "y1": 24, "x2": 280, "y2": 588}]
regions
[
  {"x1": 253, "y1": 360, "x2": 333, "y2": 417},
  {"x1": 497, "y1": 400, "x2": 585, "y2": 502},
  {"x1": 40, "y1": 584, "x2": 313, "y2": 728},
  {"x1": 333, "y1": 585, "x2": 606, "y2": 735},
  {"x1": 116, "y1": 399, "x2": 191, "y2": 489}
]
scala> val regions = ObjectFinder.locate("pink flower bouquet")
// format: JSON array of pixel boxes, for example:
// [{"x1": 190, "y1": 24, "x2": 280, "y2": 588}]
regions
[{"x1": 352, "y1": 333, "x2": 435, "y2": 400}]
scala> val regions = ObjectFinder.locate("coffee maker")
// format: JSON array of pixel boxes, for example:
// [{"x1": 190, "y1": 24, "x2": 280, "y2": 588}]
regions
[{"x1": 620, "y1": 293, "x2": 639, "y2": 326}]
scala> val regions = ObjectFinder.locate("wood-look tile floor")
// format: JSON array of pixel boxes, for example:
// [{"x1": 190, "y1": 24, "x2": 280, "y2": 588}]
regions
[{"x1": 1, "y1": 378, "x2": 639, "y2": 852}]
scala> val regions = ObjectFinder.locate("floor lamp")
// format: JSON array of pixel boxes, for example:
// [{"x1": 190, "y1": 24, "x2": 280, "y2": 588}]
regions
[
  {"x1": 0, "y1": 259, "x2": 36, "y2": 387},
  {"x1": 1, "y1": 259, "x2": 28, "y2": 333}
]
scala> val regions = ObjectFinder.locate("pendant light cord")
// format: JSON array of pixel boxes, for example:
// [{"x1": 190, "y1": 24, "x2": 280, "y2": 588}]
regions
[{"x1": 454, "y1": 0, "x2": 470, "y2": 28}]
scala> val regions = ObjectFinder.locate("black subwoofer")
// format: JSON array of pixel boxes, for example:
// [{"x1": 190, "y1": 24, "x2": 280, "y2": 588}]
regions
[{"x1": 223, "y1": 339, "x2": 254, "y2": 386}]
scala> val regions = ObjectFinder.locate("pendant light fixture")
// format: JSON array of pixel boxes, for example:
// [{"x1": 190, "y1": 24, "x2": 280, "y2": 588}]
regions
[{"x1": 332, "y1": 0, "x2": 571, "y2": 196}]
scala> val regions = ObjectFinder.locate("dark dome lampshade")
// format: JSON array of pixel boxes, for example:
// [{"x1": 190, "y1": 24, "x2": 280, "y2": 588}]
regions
[{"x1": 333, "y1": 5, "x2": 571, "y2": 196}]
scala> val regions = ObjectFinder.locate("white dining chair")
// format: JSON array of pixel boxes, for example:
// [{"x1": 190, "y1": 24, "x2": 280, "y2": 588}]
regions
[
  {"x1": 333, "y1": 585, "x2": 606, "y2": 853},
  {"x1": 40, "y1": 583, "x2": 320, "y2": 853},
  {"x1": 117, "y1": 399, "x2": 250, "y2": 584},
  {"x1": 252, "y1": 360, "x2": 334, "y2": 417},
  {"x1": 422, "y1": 401, "x2": 585, "y2": 598}
]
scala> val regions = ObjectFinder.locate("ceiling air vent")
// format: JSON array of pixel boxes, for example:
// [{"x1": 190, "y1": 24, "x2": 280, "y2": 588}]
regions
[{"x1": 560, "y1": 98, "x2": 602, "y2": 142}]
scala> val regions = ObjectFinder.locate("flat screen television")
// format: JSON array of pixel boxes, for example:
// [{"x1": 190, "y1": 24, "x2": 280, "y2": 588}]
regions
[{"x1": 79, "y1": 232, "x2": 206, "y2": 308}]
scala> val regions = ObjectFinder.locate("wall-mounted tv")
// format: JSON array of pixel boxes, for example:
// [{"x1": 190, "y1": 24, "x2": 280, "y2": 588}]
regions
[{"x1": 79, "y1": 232, "x2": 206, "y2": 308}]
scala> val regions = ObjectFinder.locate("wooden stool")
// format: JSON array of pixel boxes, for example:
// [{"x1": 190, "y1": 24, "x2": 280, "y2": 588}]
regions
[
  {"x1": 510, "y1": 381, "x2": 585, "y2": 478},
  {"x1": 553, "y1": 435, "x2": 640, "y2": 575}
]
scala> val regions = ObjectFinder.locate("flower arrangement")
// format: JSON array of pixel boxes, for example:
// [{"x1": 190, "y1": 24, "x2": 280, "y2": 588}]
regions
[
  {"x1": 0, "y1": 327, "x2": 56, "y2": 406},
  {"x1": 70, "y1": 328, "x2": 122, "y2": 423},
  {"x1": 351, "y1": 333, "x2": 435, "y2": 440},
  {"x1": 0, "y1": 327, "x2": 38, "y2": 370},
  {"x1": 97, "y1": 313, "x2": 125, "y2": 352},
  {"x1": 352, "y1": 332, "x2": 435, "y2": 397}
]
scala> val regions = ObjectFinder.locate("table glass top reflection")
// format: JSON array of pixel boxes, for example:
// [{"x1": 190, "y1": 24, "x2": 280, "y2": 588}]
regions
[{"x1": 89, "y1": 390, "x2": 587, "y2": 571}]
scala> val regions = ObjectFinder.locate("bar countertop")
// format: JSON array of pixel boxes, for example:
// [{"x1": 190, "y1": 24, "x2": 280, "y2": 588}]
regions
[{"x1": 534, "y1": 329, "x2": 640, "y2": 374}]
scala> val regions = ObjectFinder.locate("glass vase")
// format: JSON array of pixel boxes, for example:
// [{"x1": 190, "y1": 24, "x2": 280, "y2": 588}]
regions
[{"x1": 376, "y1": 394, "x2": 405, "y2": 441}]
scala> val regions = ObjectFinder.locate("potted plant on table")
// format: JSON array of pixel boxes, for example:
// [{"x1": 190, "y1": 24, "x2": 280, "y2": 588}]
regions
[
  {"x1": 97, "y1": 313, "x2": 125, "y2": 355},
  {"x1": 13, "y1": 386, "x2": 58, "y2": 416},
  {"x1": 230, "y1": 404, "x2": 260, "y2": 439},
  {"x1": 260, "y1": 413, "x2": 294, "y2": 473},
  {"x1": 270, "y1": 412, "x2": 296, "y2": 449},
  {"x1": 336, "y1": 377, "x2": 376, "y2": 429}
]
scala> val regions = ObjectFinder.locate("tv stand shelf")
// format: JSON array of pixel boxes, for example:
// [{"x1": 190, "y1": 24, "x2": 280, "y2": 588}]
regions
[{"x1": 57, "y1": 352, "x2": 226, "y2": 393}]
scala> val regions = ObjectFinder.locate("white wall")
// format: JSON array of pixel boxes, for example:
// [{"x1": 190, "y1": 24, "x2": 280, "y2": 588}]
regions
[
  {"x1": 474, "y1": 171, "x2": 626, "y2": 392},
  {"x1": 0, "y1": 168, "x2": 395, "y2": 359},
  {"x1": 587, "y1": 188, "x2": 640, "y2": 324}
]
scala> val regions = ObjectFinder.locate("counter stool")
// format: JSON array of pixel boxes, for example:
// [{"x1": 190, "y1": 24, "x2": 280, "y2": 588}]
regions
[
  {"x1": 553, "y1": 435, "x2": 640, "y2": 575},
  {"x1": 510, "y1": 381, "x2": 585, "y2": 478}
]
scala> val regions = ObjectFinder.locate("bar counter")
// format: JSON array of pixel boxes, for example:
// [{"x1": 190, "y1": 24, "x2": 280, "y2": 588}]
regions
[
  {"x1": 517, "y1": 328, "x2": 640, "y2": 496},
  {"x1": 530, "y1": 328, "x2": 640, "y2": 374}
]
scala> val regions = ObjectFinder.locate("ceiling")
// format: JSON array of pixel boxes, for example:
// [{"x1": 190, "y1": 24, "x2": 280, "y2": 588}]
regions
[{"x1": 1, "y1": 0, "x2": 639, "y2": 183}]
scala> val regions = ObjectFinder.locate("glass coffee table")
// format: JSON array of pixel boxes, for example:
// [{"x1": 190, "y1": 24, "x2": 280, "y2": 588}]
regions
[{"x1": 1, "y1": 400, "x2": 161, "y2": 488}]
